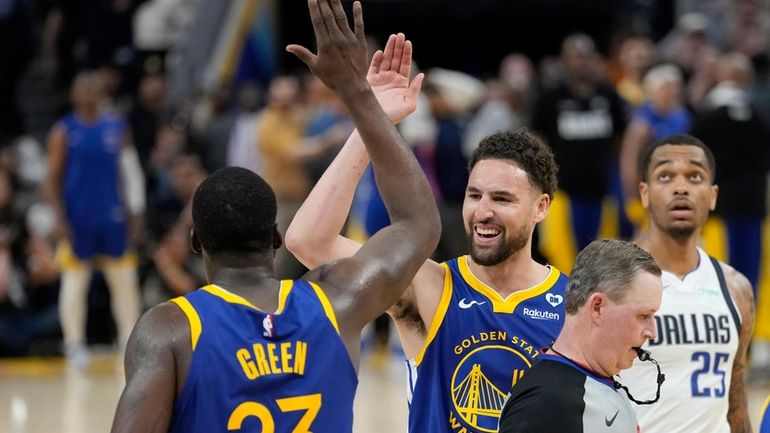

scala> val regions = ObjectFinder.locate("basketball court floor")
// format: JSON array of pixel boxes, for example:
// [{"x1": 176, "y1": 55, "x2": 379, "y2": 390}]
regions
[{"x1": 0, "y1": 349, "x2": 768, "y2": 433}]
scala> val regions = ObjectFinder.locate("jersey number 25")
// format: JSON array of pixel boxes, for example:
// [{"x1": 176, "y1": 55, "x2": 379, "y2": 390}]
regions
[{"x1": 691, "y1": 351, "x2": 729, "y2": 398}]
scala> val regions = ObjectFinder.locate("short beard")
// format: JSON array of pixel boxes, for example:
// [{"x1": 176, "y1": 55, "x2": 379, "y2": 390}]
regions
[
  {"x1": 666, "y1": 224, "x2": 696, "y2": 240},
  {"x1": 468, "y1": 224, "x2": 530, "y2": 266}
]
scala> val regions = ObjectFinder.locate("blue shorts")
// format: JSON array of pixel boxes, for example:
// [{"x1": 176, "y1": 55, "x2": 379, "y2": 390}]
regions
[{"x1": 69, "y1": 217, "x2": 128, "y2": 260}]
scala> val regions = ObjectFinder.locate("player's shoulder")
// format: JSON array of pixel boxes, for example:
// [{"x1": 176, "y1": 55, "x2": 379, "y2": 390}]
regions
[
  {"x1": 715, "y1": 260, "x2": 753, "y2": 305},
  {"x1": 143, "y1": 301, "x2": 189, "y2": 329},
  {"x1": 131, "y1": 302, "x2": 191, "y2": 354},
  {"x1": 713, "y1": 259, "x2": 754, "y2": 332}
]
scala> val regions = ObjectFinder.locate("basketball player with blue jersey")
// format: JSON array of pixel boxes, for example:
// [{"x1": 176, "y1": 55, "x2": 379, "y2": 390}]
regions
[
  {"x1": 287, "y1": 51, "x2": 567, "y2": 433},
  {"x1": 44, "y1": 71, "x2": 145, "y2": 369},
  {"x1": 110, "y1": 1, "x2": 440, "y2": 432},
  {"x1": 621, "y1": 134, "x2": 755, "y2": 432}
]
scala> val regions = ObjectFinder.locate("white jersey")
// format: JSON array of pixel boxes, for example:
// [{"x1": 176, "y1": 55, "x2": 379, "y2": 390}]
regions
[{"x1": 619, "y1": 248, "x2": 741, "y2": 433}]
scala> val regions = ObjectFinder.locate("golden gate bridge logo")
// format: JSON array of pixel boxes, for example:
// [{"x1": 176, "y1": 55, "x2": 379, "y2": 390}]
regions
[
  {"x1": 452, "y1": 364, "x2": 526, "y2": 432},
  {"x1": 451, "y1": 345, "x2": 531, "y2": 432}
]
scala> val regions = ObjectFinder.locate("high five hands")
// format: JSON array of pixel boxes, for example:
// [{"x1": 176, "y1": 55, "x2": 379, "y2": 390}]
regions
[{"x1": 286, "y1": 0, "x2": 370, "y2": 97}]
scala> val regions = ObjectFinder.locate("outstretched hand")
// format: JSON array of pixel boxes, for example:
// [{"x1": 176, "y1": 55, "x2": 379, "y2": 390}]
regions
[
  {"x1": 369, "y1": 33, "x2": 424, "y2": 124},
  {"x1": 286, "y1": 0, "x2": 369, "y2": 96}
]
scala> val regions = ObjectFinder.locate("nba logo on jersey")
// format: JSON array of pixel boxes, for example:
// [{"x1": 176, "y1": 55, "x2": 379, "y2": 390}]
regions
[{"x1": 262, "y1": 314, "x2": 274, "y2": 337}]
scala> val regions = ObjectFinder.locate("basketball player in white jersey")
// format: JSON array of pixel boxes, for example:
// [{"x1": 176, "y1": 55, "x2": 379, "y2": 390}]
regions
[{"x1": 621, "y1": 133, "x2": 754, "y2": 432}]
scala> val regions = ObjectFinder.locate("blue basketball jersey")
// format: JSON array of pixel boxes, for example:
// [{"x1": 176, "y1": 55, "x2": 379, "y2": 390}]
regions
[
  {"x1": 761, "y1": 395, "x2": 770, "y2": 433},
  {"x1": 60, "y1": 113, "x2": 126, "y2": 225},
  {"x1": 407, "y1": 256, "x2": 567, "y2": 433},
  {"x1": 168, "y1": 281, "x2": 357, "y2": 433}
]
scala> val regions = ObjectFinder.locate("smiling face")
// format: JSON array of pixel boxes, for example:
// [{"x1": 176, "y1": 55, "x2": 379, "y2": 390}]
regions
[
  {"x1": 462, "y1": 159, "x2": 549, "y2": 266},
  {"x1": 640, "y1": 144, "x2": 718, "y2": 241}
]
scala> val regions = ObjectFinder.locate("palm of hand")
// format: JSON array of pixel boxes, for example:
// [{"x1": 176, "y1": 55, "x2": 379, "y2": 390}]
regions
[{"x1": 369, "y1": 69, "x2": 415, "y2": 124}]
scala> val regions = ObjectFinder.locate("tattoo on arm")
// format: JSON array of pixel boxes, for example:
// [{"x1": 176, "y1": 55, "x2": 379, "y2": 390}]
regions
[{"x1": 726, "y1": 265, "x2": 754, "y2": 433}]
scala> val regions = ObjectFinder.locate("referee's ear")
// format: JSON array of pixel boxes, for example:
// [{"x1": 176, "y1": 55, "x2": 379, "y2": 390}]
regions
[{"x1": 587, "y1": 292, "x2": 607, "y2": 323}]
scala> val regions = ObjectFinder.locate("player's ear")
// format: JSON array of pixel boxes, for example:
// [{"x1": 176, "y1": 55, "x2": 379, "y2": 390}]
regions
[
  {"x1": 709, "y1": 184, "x2": 718, "y2": 211},
  {"x1": 639, "y1": 182, "x2": 649, "y2": 209},
  {"x1": 272, "y1": 224, "x2": 283, "y2": 253},
  {"x1": 533, "y1": 192, "x2": 550, "y2": 224},
  {"x1": 190, "y1": 228, "x2": 203, "y2": 255}
]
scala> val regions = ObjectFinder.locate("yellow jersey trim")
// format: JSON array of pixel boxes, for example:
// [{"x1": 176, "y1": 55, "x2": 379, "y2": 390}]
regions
[
  {"x1": 201, "y1": 284, "x2": 262, "y2": 310},
  {"x1": 415, "y1": 263, "x2": 453, "y2": 367},
  {"x1": 202, "y1": 283, "x2": 293, "y2": 314},
  {"x1": 761, "y1": 395, "x2": 770, "y2": 424},
  {"x1": 458, "y1": 256, "x2": 561, "y2": 314},
  {"x1": 275, "y1": 280, "x2": 293, "y2": 314},
  {"x1": 170, "y1": 297, "x2": 202, "y2": 351},
  {"x1": 308, "y1": 282, "x2": 340, "y2": 335}
]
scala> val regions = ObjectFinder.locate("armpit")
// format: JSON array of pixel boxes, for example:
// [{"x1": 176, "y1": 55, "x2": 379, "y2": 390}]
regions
[{"x1": 390, "y1": 298, "x2": 426, "y2": 335}]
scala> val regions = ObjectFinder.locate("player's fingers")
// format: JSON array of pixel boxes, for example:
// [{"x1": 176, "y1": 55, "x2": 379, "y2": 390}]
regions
[
  {"x1": 353, "y1": 1, "x2": 365, "y2": 42},
  {"x1": 381, "y1": 34, "x2": 396, "y2": 71},
  {"x1": 391, "y1": 33, "x2": 406, "y2": 74},
  {"x1": 307, "y1": 0, "x2": 329, "y2": 47},
  {"x1": 408, "y1": 72, "x2": 425, "y2": 100},
  {"x1": 286, "y1": 45, "x2": 317, "y2": 69},
  {"x1": 369, "y1": 50, "x2": 384, "y2": 76},
  {"x1": 329, "y1": 0, "x2": 353, "y2": 38},
  {"x1": 399, "y1": 40, "x2": 413, "y2": 78},
  {"x1": 318, "y1": 0, "x2": 344, "y2": 39}
]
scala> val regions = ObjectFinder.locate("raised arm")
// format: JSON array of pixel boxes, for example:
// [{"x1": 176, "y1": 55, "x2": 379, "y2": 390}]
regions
[
  {"x1": 286, "y1": 0, "x2": 440, "y2": 358},
  {"x1": 285, "y1": 32, "x2": 423, "y2": 268}
]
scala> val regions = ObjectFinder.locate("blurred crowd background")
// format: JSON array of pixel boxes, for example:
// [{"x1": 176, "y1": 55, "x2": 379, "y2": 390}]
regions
[{"x1": 1, "y1": 0, "x2": 770, "y2": 380}]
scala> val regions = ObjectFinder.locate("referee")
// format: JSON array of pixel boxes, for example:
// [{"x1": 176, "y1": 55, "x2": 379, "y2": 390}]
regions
[{"x1": 498, "y1": 239, "x2": 662, "y2": 433}]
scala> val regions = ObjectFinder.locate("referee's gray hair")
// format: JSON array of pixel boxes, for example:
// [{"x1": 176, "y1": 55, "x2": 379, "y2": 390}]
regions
[{"x1": 565, "y1": 239, "x2": 661, "y2": 314}]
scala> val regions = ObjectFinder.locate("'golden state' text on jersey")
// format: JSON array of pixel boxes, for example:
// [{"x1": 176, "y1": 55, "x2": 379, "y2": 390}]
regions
[
  {"x1": 167, "y1": 281, "x2": 357, "y2": 433},
  {"x1": 406, "y1": 256, "x2": 567, "y2": 433}
]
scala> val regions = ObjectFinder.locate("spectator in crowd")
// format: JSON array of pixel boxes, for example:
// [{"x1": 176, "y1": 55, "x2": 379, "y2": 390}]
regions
[
  {"x1": 141, "y1": 224, "x2": 205, "y2": 309},
  {"x1": 727, "y1": 0, "x2": 770, "y2": 57},
  {"x1": 128, "y1": 72, "x2": 166, "y2": 171},
  {"x1": 225, "y1": 82, "x2": 263, "y2": 174},
  {"x1": 257, "y1": 74, "x2": 343, "y2": 278},
  {"x1": 423, "y1": 67, "x2": 485, "y2": 260},
  {"x1": 0, "y1": 169, "x2": 60, "y2": 356},
  {"x1": 620, "y1": 63, "x2": 691, "y2": 230},
  {"x1": 532, "y1": 33, "x2": 627, "y2": 254},
  {"x1": 612, "y1": 32, "x2": 656, "y2": 107},
  {"x1": 692, "y1": 52, "x2": 770, "y2": 291}
]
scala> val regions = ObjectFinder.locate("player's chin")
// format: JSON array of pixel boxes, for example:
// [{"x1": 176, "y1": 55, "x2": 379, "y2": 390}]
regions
[{"x1": 470, "y1": 246, "x2": 505, "y2": 267}]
